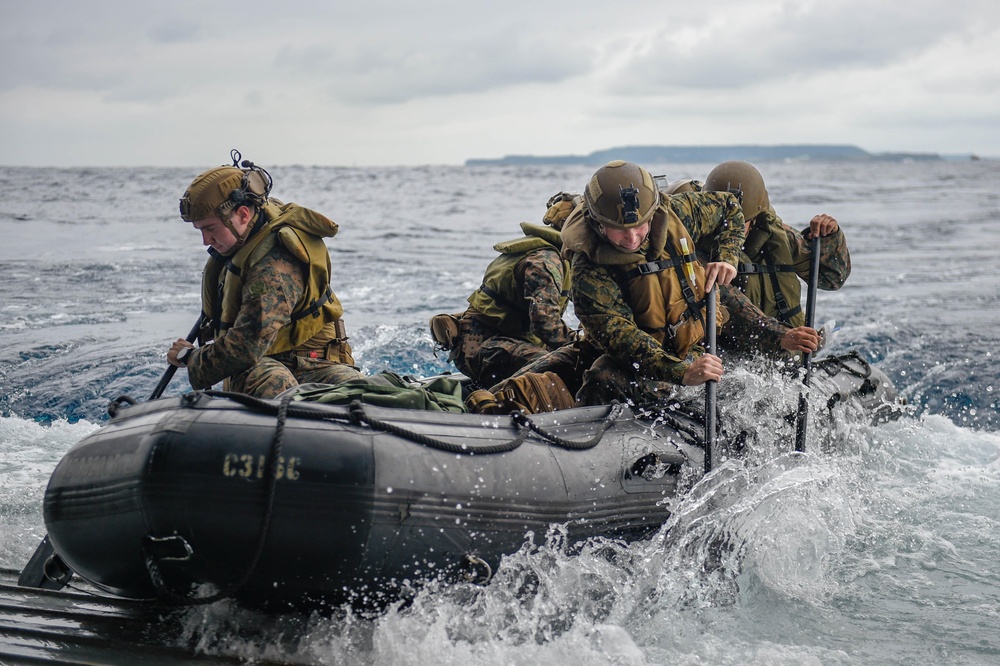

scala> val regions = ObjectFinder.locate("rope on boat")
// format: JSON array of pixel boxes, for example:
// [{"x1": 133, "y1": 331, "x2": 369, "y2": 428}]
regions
[
  {"x1": 812, "y1": 350, "x2": 875, "y2": 411},
  {"x1": 815, "y1": 349, "x2": 872, "y2": 379},
  {"x1": 140, "y1": 390, "x2": 626, "y2": 603},
  {"x1": 197, "y1": 390, "x2": 623, "y2": 453},
  {"x1": 143, "y1": 391, "x2": 294, "y2": 605},
  {"x1": 106, "y1": 394, "x2": 137, "y2": 418},
  {"x1": 510, "y1": 402, "x2": 625, "y2": 450},
  {"x1": 654, "y1": 406, "x2": 709, "y2": 444},
  {"x1": 347, "y1": 400, "x2": 532, "y2": 454}
]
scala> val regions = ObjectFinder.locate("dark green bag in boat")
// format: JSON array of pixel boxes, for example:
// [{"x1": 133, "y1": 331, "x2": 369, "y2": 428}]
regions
[{"x1": 291, "y1": 371, "x2": 467, "y2": 413}]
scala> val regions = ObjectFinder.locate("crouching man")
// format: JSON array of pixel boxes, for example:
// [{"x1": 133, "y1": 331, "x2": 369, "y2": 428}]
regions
[{"x1": 167, "y1": 153, "x2": 363, "y2": 397}]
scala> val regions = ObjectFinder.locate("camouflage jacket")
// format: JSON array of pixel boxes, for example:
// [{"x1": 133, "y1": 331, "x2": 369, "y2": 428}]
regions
[
  {"x1": 730, "y1": 210, "x2": 850, "y2": 327},
  {"x1": 187, "y1": 242, "x2": 306, "y2": 390},
  {"x1": 717, "y1": 284, "x2": 787, "y2": 356},
  {"x1": 568, "y1": 192, "x2": 745, "y2": 385},
  {"x1": 519, "y1": 249, "x2": 574, "y2": 349},
  {"x1": 782, "y1": 214, "x2": 851, "y2": 291},
  {"x1": 467, "y1": 224, "x2": 573, "y2": 349}
]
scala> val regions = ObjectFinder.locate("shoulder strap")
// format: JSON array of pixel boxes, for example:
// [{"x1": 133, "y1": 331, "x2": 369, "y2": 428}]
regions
[
  {"x1": 291, "y1": 285, "x2": 333, "y2": 322},
  {"x1": 662, "y1": 240, "x2": 706, "y2": 329},
  {"x1": 761, "y1": 245, "x2": 801, "y2": 325}
]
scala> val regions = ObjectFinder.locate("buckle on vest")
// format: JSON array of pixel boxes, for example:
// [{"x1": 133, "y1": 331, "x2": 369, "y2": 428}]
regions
[
  {"x1": 497, "y1": 388, "x2": 517, "y2": 405},
  {"x1": 636, "y1": 262, "x2": 656, "y2": 275}
]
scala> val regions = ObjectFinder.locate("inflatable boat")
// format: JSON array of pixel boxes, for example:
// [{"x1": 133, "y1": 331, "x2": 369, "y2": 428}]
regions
[{"x1": 28, "y1": 352, "x2": 903, "y2": 609}]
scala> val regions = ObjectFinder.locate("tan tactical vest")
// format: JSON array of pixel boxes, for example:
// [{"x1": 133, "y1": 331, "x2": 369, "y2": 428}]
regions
[
  {"x1": 737, "y1": 211, "x2": 804, "y2": 327},
  {"x1": 200, "y1": 201, "x2": 348, "y2": 357},
  {"x1": 561, "y1": 199, "x2": 728, "y2": 358}
]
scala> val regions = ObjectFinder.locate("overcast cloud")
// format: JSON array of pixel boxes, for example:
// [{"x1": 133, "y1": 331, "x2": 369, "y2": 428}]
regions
[{"x1": 1, "y1": 0, "x2": 998, "y2": 166}]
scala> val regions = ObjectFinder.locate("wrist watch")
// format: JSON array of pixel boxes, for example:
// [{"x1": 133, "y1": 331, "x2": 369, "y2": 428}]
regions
[{"x1": 176, "y1": 347, "x2": 193, "y2": 366}]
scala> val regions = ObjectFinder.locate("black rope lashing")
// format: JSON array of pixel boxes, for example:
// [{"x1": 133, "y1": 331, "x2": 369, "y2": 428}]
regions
[
  {"x1": 510, "y1": 402, "x2": 625, "y2": 450},
  {"x1": 198, "y1": 389, "x2": 625, "y2": 454},
  {"x1": 816, "y1": 350, "x2": 872, "y2": 380},
  {"x1": 202, "y1": 389, "x2": 331, "y2": 418},
  {"x1": 144, "y1": 390, "x2": 295, "y2": 605},
  {"x1": 348, "y1": 400, "x2": 531, "y2": 455},
  {"x1": 654, "y1": 409, "x2": 705, "y2": 443},
  {"x1": 200, "y1": 390, "x2": 531, "y2": 455},
  {"x1": 107, "y1": 394, "x2": 137, "y2": 418}
]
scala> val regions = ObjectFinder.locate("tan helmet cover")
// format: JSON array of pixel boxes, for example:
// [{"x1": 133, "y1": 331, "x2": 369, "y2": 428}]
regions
[
  {"x1": 704, "y1": 161, "x2": 770, "y2": 222},
  {"x1": 179, "y1": 167, "x2": 245, "y2": 222},
  {"x1": 542, "y1": 191, "x2": 582, "y2": 231},
  {"x1": 583, "y1": 161, "x2": 659, "y2": 229}
]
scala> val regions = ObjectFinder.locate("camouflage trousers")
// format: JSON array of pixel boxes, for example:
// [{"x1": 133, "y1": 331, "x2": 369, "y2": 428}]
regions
[
  {"x1": 575, "y1": 354, "x2": 677, "y2": 408},
  {"x1": 494, "y1": 339, "x2": 675, "y2": 408},
  {"x1": 225, "y1": 355, "x2": 365, "y2": 399},
  {"x1": 452, "y1": 335, "x2": 549, "y2": 388},
  {"x1": 489, "y1": 339, "x2": 599, "y2": 396}
]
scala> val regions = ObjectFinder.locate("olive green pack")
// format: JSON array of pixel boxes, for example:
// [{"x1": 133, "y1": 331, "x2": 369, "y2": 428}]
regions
[{"x1": 292, "y1": 372, "x2": 466, "y2": 413}]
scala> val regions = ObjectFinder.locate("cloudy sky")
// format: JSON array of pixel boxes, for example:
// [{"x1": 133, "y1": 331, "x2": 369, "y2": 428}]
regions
[{"x1": 2, "y1": 0, "x2": 998, "y2": 167}]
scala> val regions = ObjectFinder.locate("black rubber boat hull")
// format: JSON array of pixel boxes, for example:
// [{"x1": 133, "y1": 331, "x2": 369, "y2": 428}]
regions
[
  {"x1": 44, "y1": 397, "x2": 701, "y2": 607},
  {"x1": 40, "y1": 352, "x2": 903, "y2": 608}
]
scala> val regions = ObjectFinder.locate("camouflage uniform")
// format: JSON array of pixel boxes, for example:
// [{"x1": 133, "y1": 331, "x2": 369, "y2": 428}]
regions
[
  {"x1": 714, "y1": 211, "x2": 850, "y2": 362},
  {"x1": 782, "y1": 214, "x2": 851, "y2": 290},
  {"x1": 716, "y1": 283, "x2": 787, "y2": 358},
  {"x1": 455, "y1": 242, "x2": 574, "y2": 388},
  {"x1": 186, "y1": 207, "x2": 362, "y2": 398},
  {"x1": 522, "y1": 192, "x2": 743, "y2": 408},
  {"x1": 728, "y1": 210, "x2": 850, "y2": 326},
  {"x1": 506, "y1": 264, "x2": 792, "y2": 403}
]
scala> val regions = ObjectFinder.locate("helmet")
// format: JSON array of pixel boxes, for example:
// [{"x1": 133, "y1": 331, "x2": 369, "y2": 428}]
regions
[
  {"x1": 179, "y1": 151, "x2": 272, "y2": 222},
  {"x1": 583, "y1": 161, "x2": 659, "y2": 229},
  {"x1": 704, "y1": 161, "x2": 769, "y2": 222},
  {"x1": 178, "y1": 166, "x2": 244, "y2": 222},
  {"x1": 542, "y1": 191, "x2": 581, "y2": 231}
]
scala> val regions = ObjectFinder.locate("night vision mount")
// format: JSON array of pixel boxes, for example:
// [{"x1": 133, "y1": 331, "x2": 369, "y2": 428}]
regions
[{"x1": 619, "y1": 183, "x2": 640, "y2": 224}]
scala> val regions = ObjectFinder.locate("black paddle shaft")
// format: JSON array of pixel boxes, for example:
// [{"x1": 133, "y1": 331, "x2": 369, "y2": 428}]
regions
[
  {"x1": 794, "y1": 235, "x2": 822, "y2": 452},
  {"x1": 704, "y1": 286, "x2": 718, "y2": 474},
  {"x1": 149, "y1": 315, "x2": 204, "y2": 400}
]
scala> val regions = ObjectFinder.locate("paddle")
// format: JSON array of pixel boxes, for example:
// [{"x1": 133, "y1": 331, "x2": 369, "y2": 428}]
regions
[
  {"x1": 18, "y1": 314, "x2": 204, "y2": 589},
  {"x1": 149, "y1": 314, "x2": 204, "y2": 400},
  {"x1": 704, "y1": 286, "x2": 718, "y2": 474},
  {"x1": 794, "y1": 235, "x2": 822, "y2": 452}
]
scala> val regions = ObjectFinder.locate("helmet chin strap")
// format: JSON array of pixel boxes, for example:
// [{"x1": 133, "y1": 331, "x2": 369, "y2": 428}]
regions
[{"x1": 221, "y1": 207, "x2": 259, "y2": 251}]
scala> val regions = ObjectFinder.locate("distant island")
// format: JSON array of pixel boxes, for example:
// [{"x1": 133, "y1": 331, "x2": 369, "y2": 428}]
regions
[{"x1": 465, "y1": 144, "x2": 949, "y2": 166}]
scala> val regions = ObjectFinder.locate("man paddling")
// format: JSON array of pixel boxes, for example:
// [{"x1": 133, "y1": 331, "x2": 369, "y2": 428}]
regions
[
  {"x1": 484, "y1": 161, "x2": 744, "y2": 408},
  {"x1": 702, "y1": 160, "x2": 851, "y2": 358},
  {"x1": 167, "y1": 151, "x2": 363, "y2": 397}
]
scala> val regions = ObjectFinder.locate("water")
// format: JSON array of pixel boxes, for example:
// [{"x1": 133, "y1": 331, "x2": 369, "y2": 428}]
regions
[{"x1": 2, "y1": 160, "x2": 999, "y2": 664}]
